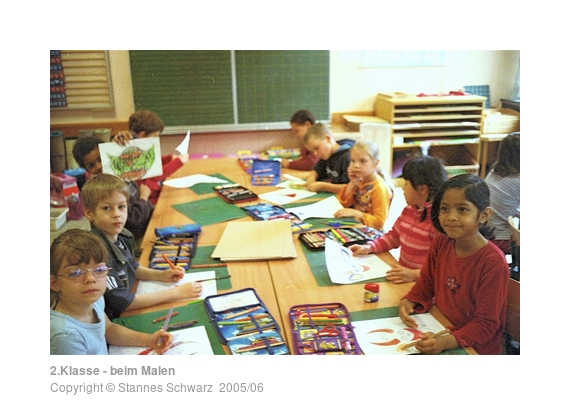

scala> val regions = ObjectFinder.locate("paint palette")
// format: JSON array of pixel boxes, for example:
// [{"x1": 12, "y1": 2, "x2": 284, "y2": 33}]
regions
[{"x1": 289, "y1": 303, "x2": 361, "y2": 355}]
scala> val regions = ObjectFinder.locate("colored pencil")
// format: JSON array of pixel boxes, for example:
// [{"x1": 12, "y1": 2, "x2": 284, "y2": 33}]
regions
[
  {"x1": 194, "y1": 275, "x2": 231, "y2": 282},
  {"x1": 158, "y1": 308, "x2": 174, "y2": 346},
  {"x1": 190, "y1": 263, "x2": 227, "y2": 269}
]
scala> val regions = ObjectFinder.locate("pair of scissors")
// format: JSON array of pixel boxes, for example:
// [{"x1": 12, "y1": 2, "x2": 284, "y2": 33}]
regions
[{"x1": 316, "y1": 324, "x2": 340, "y2": 337}]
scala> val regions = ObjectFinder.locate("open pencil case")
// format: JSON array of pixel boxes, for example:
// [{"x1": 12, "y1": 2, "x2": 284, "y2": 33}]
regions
[
  {"x1": 149, "y1": 225, "x2": 200, "y2": 271},
  {"x1": 289, "y1": 302, "x2": 361, "y2": 355},
  {"x1": 214, "y1": 183, "x2": 258, "y2": 204},
  {"x1": 204, "y1": 288, "x2": 289, "y2": 355},
  {"x1": 299, "y1": 226, "x2": 383, "y2": 250}
]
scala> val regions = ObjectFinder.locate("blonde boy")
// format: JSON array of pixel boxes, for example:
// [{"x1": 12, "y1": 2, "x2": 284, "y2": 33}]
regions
[{"x1": 81, "y1": 173, "x2": 202, "y2": 320}]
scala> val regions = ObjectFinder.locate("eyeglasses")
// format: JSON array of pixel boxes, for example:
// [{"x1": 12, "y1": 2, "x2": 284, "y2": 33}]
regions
[{"x1": 54, "y1": 265, "x2": 110, "y2": 281}]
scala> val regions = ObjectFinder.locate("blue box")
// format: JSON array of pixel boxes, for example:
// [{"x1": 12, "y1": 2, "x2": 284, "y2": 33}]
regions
[{"x1": 251, "y1": 159, "x2": 281, "y2": 186}]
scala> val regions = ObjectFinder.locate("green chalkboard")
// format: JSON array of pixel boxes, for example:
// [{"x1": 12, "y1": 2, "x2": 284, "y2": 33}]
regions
[{"x1": 129, "y1": 51, "x2": 329, "y2": 126}]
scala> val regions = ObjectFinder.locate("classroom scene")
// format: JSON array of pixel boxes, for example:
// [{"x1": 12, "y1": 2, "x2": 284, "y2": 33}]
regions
[{"x1": 50, "y1": 50, "x2": 520, "y2": 356}]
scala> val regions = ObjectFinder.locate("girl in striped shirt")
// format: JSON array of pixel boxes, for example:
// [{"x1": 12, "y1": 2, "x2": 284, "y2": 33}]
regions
[{"x1": 350, "y1": 156, "x2": 446, "y2": 283}]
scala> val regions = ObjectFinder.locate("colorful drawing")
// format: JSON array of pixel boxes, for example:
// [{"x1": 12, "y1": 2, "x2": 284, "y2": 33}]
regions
[
  {"x1": 99, "y1": 138, "x2": 163, "y2": 181},
  {"x1": 352, "y1": 313, "x2": 446, "y2": 355}
]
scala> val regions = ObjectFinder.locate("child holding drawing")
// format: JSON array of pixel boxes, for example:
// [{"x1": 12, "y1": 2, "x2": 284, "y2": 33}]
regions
[
  {"x1": 81, "y1": 173, "x2": 202, "y2": 320},
  {"x1": 50, "y1": 229, "x2": 174, "y2": 355},
  {"x1": 72, "y1": 136, "x2": 153, "y2": 240},
  {"x1": 350, "y1": 155, "x2": 446, "y2": 284},
  {"x1": 399, "y1": 174, "x2": 509, "y2": 355},
  {"x1": 335, "y1": 139, "x2": 393, "y2": 230},
  {"x1": 112, "y1": 110, "x2": 189, "y2": 205},
  {"x1": 280, "y1": 110, "x2": 319, "y2": 170}
]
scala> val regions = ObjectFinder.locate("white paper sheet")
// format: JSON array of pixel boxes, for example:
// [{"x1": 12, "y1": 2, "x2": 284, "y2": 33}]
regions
[
  {"x1": 352, "y1": 313, "x2": 446, "y2": 355},
  {"x1": 163, "y1": 174, "x2": 229, "y2": 188},
  {"x1": 286, "y1": 196, "x2": 344, "y2": 220},
  {"x1": 176, "y1": 130, "x2": 191, "y2": 154},
  {"x1": 258, "y1": 187, "x2": 316, "y2": 205},
  {"x1": 324, "y1": 238, "x2": 391, "y2": 284},
  {"x1": 136, "y1": 271, "x2": 217, "y2": 300},
  {"x1": 109, "y1": 325, "x2": 214, "y2": 355}
]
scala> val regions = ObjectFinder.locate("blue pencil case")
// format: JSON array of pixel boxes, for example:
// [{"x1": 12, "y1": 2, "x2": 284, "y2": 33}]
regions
[
  {"x1": 155, "y1": 223, "x2": 202, "y2": 239},
  {"x1": 204, "y1": 288, "x2": 289, "y2": 355},
  {"x1": 251, "y1": 159, "x2": 280, "y2": 186}
]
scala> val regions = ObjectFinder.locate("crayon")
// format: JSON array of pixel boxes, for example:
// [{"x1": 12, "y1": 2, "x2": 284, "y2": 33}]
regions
[{"x1": 152, "y1": 311, "x2": 179, "y2": 323}]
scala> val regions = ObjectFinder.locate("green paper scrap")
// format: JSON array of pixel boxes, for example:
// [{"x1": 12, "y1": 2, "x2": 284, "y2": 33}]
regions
[
  {"x1": 190, "y1": 173, "x2": 234, "y2": 195},
  {"x1": 301, "y1": 243, "x2": 387, "y2": 287},
  {"x1": 189, "y1": 245, "x2": 232, "y2": 290},
  {"x1": 172, "y1": 196, "x2": 247, "y2": 226},
  {"x1": 112, "y1": 301, "x2": 226, "y2": 355},
  {"x1": 349, "y1": 307, "x2": 468, "y2": 355}
]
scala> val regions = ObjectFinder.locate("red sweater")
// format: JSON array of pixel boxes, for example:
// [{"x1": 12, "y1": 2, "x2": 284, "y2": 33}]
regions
[
  {"x1": 137, "y1": 155, "x2": 184, "y2": 205},
  {"x1": 368, "y1": 204, "x2": 436, "y2": 269},
  {"x1": 287, "y1": 147, "x2": 318, "y2": 171},
  {"x1": 404, "y1": 233, "x2": 509, "y2": 354}
]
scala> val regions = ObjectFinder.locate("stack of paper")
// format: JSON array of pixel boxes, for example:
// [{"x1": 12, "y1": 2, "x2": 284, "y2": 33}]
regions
[{"x1": 212, "y1": 220, "x2": 297, "y2": 261}]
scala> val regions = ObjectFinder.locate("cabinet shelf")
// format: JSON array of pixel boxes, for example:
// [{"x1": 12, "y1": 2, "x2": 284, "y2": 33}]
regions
[{"x1": 375, "y1": 93, "x2": 486, "y2": 178}]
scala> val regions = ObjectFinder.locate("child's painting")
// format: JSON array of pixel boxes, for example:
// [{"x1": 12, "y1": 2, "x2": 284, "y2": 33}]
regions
[
  {"x1": 109, "y1": 325, "x2": 214, "y2": 355},
  {"x1": 352, "y1": 313, "x2": 446, "y2": 355},
  {"x1": 324, "y1": 238, "x2": 390, "y2": 284},
  {"x1": 99, "y1": 138, "x2": 163, "y2": 181}
]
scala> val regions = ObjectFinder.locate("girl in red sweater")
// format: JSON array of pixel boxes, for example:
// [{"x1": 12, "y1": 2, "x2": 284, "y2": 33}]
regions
[{"x1": 399, "y1": 174, "x2": 509, "y2": 354}]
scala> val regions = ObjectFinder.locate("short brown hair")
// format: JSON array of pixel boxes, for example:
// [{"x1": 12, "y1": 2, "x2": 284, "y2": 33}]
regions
[
  {"x1": 128, "y1": 110, "x2": 165, "y2": 134},
  {"x1": 290, "y1": 110, "x2": 315, "y2": 125},
  {"x1": 50, "y1": 229, "x2": 108, "y2": 276},
  {"x1": 81, "y1": 173, "x2": 130, "y2": 211},
  {"x1": 303, "y1": 123, "x2": 330, "y2": 143}
]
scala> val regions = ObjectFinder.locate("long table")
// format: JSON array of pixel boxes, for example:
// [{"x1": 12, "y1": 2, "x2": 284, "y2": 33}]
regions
[{"x1": 121, "y1": 157, "x2": 475, "y2": 354}]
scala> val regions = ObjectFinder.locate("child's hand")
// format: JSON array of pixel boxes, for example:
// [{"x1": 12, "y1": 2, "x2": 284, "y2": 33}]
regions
[
  {"x1": 162, "y1": 267, "x2": 185, "y2": 282},
  {"x1": 334, "y1": 208, "x2": 362, "y2": 220},
  {"x1": 139, "y1": 184, "x2": 151, "y2": 201},
  {"x1": 306, "y1": 182, "x2": 323, "y2": 192},
  {"x1": 177, "y1": 153, "x2": 189, "y2": 164},
  {"x1": 174, "y1": 281, "x2": 202, "y2": 299},
  {"x1": 398, "y1": 299, "x2": 418, "y2": 328},
  {"x1": 112, "y1": 130, "x2": 133, "y2": 146},
  {"x1": 414, "y1": 332, "x2": 443, "y2": 355},
  {"x1": 147, "y1": 329, "x2": 174, "y2": 354},
  {"x1": 349, "y1": 244, "x2": 372, "y2": 255},
  {"x1": 386, "y1": 265, "x2": 420, "y2": 284},
  {"x1": 281, "y1": 158, "x2": 290, "y2": 168}
]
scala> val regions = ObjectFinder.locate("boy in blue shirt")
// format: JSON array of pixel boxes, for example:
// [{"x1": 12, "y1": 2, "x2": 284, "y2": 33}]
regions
[{"x1": 304, "y1": 123, "x2": 354, "y2": 194}]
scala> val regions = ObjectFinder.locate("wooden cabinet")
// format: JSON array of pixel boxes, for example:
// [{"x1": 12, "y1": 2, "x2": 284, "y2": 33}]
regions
[{"x1": 374, "y1": 93, "x2": 487, "y2": 179}]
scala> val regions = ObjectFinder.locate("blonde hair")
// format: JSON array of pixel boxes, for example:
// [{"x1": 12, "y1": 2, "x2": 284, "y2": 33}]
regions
[
  {"x1": 303, "y1": 123, "x2": 331, "y2": 143},
  {"x1": 352, "y1": 139, "x2": 379, "y2": 161},
  {"x1": 81, "y1": 173, "x2": 130, "y2": 211}
]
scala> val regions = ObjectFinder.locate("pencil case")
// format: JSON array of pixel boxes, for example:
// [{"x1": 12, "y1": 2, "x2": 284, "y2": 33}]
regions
[
  {"x1": 251, "y1": 159, "x2": 280, "y2": 186},
  {"x1": 214, "y1": 183, "x2": 258, "y2": 204},
  {"x1": 289, "y1": 302, "x2": 361, "y2": 355},
  {"x1": 299, "y1": 226, "x2": 383, "y2": 250},
  {"x1": 204, "y1": 288, "x2": 289, "y2": 355},
  {"x1": 155, "y1": 223, "x2": 201, "y2": 239},
  {"x1": 148, "y1": 230, "x2": 199, "y2": 271}
]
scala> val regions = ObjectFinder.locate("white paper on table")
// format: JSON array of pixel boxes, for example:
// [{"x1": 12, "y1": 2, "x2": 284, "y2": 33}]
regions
[
  {"x1": 277, "y1": 174, "x2": 305, "y2": 188},
  {"x1": 136, "y1": 271, "x2": 217, "y2": 300},
  {"x1": 258, "y1": 187, "x2": 316, "y2": 205},
  {"x1": 352, "y1": 314, "x2": 446, "y2": 355},
  {"x1": 100, "y1": 137, "x2": 163, "y2": 181},
  {"x1": 109, "y1": 325, "x2": 214, "y2": 355},
  {"x1": 176, "y1": 130, "x2": 191, "y2": 154},
  {"x1": 163, "y1": 174, "x2": 229, "y2": 188},
  {"x1": 324, "y1": 238, "x2": 391, "y2": 284},
  {"x1": 286, "y1": 195, "x2": 343, "y2": 220}
]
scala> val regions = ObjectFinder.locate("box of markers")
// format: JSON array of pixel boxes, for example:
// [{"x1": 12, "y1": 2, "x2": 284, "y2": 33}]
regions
[
  {"x1": 214, "y1": 183, "x2": 258, "y2": 204},
  {"x1": 299, "y1": 226, "x2": 383, "y2": 250},
  {"x1": 241, "y1": 202, "x2": 312, "y2": 233},
  {"x1": 204, "y1": 288, "x2": 289, "y2": 355},
  {"x1": 251, "y1": 159, "x2": 280, "y2": 186},
  {"x1": 289, "y1": 302, "x2": 361, "y2": 355}
]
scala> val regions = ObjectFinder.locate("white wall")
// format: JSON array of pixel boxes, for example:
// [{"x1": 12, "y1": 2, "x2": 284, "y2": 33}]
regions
[{"x1": 330, "y1": 50, "x2": 519, "y2": 112}]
